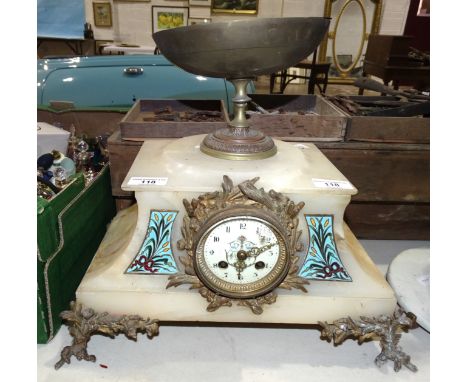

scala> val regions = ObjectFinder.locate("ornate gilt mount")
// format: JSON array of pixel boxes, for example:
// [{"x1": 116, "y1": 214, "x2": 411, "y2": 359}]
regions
[
  {"x1": 319, "y1": 309, "x2": 418, "y2": 372},
  {"x1": 167, "y1": 175, "x2": 308, "y2": 314},
  {"x1": 55, "y1": 301, "x2": 159, "y2": 369}
]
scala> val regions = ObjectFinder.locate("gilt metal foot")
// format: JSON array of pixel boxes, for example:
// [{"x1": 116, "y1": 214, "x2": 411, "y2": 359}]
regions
[
  {"x1": 318, "y1": 308, "x2": 418, "y2": 372},
  {"x1": 55, "y1": 301, "x2": 159, "y2": 369}
]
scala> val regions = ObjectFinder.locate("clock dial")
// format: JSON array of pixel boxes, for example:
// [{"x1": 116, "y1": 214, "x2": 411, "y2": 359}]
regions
[{"x1": 194, "y1": 215, "x2": 289, "y2": 298}]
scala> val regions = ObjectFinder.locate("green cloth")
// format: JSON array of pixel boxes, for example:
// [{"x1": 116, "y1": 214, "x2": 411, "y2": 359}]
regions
[
  {"x1": 37, "y1": 174, "x2": 85, "y2": 262},
  {"x1": 37, "y1": 166, "x2": 116, "y2": 343}
]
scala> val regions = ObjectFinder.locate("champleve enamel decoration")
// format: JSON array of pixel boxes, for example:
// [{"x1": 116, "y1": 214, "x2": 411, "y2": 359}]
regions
[
  {"x1": 299, "y1": 215, "x2": 351, "y2": 281},
  {"x1": 126, "y1": 210, "x2": 178, "y2": 274}
]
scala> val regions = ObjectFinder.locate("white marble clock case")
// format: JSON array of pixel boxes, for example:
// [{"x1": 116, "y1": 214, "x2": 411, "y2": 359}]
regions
[{"x1": 76, "y1": 135, "x2": 396, "y2": 323}]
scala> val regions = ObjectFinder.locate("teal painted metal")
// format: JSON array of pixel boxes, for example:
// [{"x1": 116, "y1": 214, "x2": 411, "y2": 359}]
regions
[
  {"x1": 299, "y1": 215, "x2": 352, "y2": 281},
  {"x1": 37, "y1": 55, "x2": 251, "y2": 112},
  {"x1": 126, "y1": 210, "x2": 178, "y2": 274}
]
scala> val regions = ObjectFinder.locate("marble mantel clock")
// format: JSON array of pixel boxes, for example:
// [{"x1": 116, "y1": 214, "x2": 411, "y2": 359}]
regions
[{"x1": 54, "y1": 18, "x2": 418, "y2": 373}]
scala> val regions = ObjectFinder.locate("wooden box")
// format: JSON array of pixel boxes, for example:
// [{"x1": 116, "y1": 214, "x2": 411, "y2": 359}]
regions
[
  {"x1": 317, "y1": 142, "x2": 429, "y2": 240},
  {"x1": 37, "y1": 106, "x2": 127, "y2": 139},
  {"x1": 246, "y1": 94, "x2": 347, "y2": 142},
  {"x1": 119, "y1": 99, "x2": 229, "y2": 140},
  {"x1": 337, "y1": 96, "x2": 430, "y2": 144},
  {"x1": 365, "y1": 35, "x2": 413, "y2": 66}
]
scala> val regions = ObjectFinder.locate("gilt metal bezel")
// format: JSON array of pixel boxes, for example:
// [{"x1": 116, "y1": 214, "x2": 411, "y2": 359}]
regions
[{"x1": 194, "y1": 210, "x2": 290, "y2": 299}]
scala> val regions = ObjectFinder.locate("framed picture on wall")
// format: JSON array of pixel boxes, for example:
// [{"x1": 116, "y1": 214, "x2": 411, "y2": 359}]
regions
[
  {"x1": 211, "y1": 0, "x2": 258, "y2": 14},
  {"x1": 93, "y1": 2, "x2": 112, "y2": 27},
  {"x1": 188, "y1": 17, "x2": 212, "y2": 25},
  {"x1": 152, "y1": 6, "x2": 189, "y2": 33},
  {"x1": 189, "y1": 0, "x2": 211, "y2": 6}
]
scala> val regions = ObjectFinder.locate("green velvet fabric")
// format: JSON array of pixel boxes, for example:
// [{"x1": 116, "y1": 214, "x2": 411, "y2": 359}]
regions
[
  {"x1": 37, "y1": 166, "x2": 116, "y2": 343},
  {"x1": 37, "y1": 174, "x2": 86, "y2": 262}
]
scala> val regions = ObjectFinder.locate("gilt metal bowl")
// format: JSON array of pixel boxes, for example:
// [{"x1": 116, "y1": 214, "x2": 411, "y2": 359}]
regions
[
  {"x1": 153, "y1": 17, "x2": 330, "y2": 160},
  {"x1": 153, "y1": 17, "x2": 330, "y2": 79}
]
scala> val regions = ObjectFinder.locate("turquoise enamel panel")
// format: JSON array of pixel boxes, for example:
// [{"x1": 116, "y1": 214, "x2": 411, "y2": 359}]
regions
[
  {"x1": 299, "y1": 215, "x2": 352, "y2": 281},
  {"x1": 126, "y1": 210, "x2": 178, "y2": 274}
]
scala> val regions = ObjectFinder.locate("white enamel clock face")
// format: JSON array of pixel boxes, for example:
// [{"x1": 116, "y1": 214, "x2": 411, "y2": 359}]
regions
[{"x1": 194, "y1": 215, "x2": 289, "y2": 298}]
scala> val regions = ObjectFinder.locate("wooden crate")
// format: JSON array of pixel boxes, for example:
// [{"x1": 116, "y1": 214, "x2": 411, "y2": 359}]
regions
[
  {"x1": 317, "y1": 142, "x2": 429, "y2": 203},
  {"x1": 37, "y1": 108, "x2": 127, "y2": 138},
  {"x1": 339, "y1": 96, "x2": 430, "y2": 144},
  {"x1": 119, "y1": 99, "x2": 229, "y2": 140},
  {"x1": 343, "y1": 203, "x2": 429, "y2": 240},
  {"x1": 317, "y1": 141, "x2": 429, "y2": 240},
  {"x1": 246, "y1": 94, "x2": 347, "y2": 142}
]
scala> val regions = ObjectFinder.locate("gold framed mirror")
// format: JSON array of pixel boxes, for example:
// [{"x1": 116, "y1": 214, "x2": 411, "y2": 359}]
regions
[{"x1": 318, "y1": 0, "x2": 383, "y2": 84}]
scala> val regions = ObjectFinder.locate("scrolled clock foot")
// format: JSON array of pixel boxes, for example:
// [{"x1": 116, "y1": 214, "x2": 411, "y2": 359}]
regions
[
  {"x1": 318, "y1": 308, "x2": 418, "y2": 373},
  {"x1": 55, "y1": 301, "x2": 160, "y2": 369},
  {"x1": 375, "y1": 347, "x2": 418, "y2": 372},
  {"x1": 54, "y1": 340, "x2": 96, "y2": 370}
]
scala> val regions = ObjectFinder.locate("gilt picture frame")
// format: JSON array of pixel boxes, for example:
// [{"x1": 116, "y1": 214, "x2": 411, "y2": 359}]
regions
[
  {"x1": 211, "y1": 0, "x2": 258, "y2": 15},
  {"x1": 152, "y1": 6, "x2": 189, "y2": 34},
  {"x1": 93, "y1": 2, "x2": 112, "y2": 27}
]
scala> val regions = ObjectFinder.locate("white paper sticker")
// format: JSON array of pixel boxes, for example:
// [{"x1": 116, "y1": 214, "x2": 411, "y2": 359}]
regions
[
  {"x1": 312, "y1": 178, "x2": 354, "y2": 190},
  {"x1": 128, "y1": 177, "x2": 168, "y2": 186}
]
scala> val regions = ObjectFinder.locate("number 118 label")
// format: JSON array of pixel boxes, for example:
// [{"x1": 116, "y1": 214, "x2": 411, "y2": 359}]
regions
[{"x1": 312, "y1": 178, "x2": 354, "y2": 190}]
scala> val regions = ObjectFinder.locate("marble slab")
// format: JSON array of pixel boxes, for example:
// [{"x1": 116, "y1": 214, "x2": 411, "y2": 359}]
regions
[
  {"x1": 387, "y1": 248, "x2": 430, "y2": 331},
  {"x1": 122, "y1": 135, "x2": 358, "y2": 196}
]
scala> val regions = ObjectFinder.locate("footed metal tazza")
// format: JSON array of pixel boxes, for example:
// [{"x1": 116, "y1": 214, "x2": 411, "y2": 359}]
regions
[{"x1": 153, "y1": 17, "x2": 329, "y2": 160}]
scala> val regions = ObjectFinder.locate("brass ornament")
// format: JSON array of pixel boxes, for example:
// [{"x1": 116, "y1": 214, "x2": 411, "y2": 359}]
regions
[
  {"x1": 55, "y1": 301, "x2": 159, "y2": 369},
  {"x1": 167, "y1": 175, "x2": 308, "y2": 314},
  {"x1": 319, "y1": 308, "x2": 418, "y2": 372}
]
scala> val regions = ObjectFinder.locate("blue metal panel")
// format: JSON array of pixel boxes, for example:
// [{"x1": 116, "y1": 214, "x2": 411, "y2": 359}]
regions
[
  {"x1": 38, "y1": 55, "x2": 231, "y2": 109},
  {"x1": 299, "y1": 215, "x2": 352, "y2": 281},
  {"x1": 126, "y1": 210, "x2": 178, "y2": 275}
]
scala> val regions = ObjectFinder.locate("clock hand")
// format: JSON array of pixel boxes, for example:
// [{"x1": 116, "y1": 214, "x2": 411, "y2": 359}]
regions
[
  {"x1": 225, "y1": 250, "x2": 249, "y2": 276},
  {"x1": 234, "y1": 259, "x2": 247, "y2": 278},
  {"x1": 224, "y1": 250, "x2": 251, "y2": 277},
  {"x1": 227, "y1": 243, "x2": 272, "y2": 277},
  {"x1": 247, "y1": 242, "x2": 278, "y2": 258}
]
